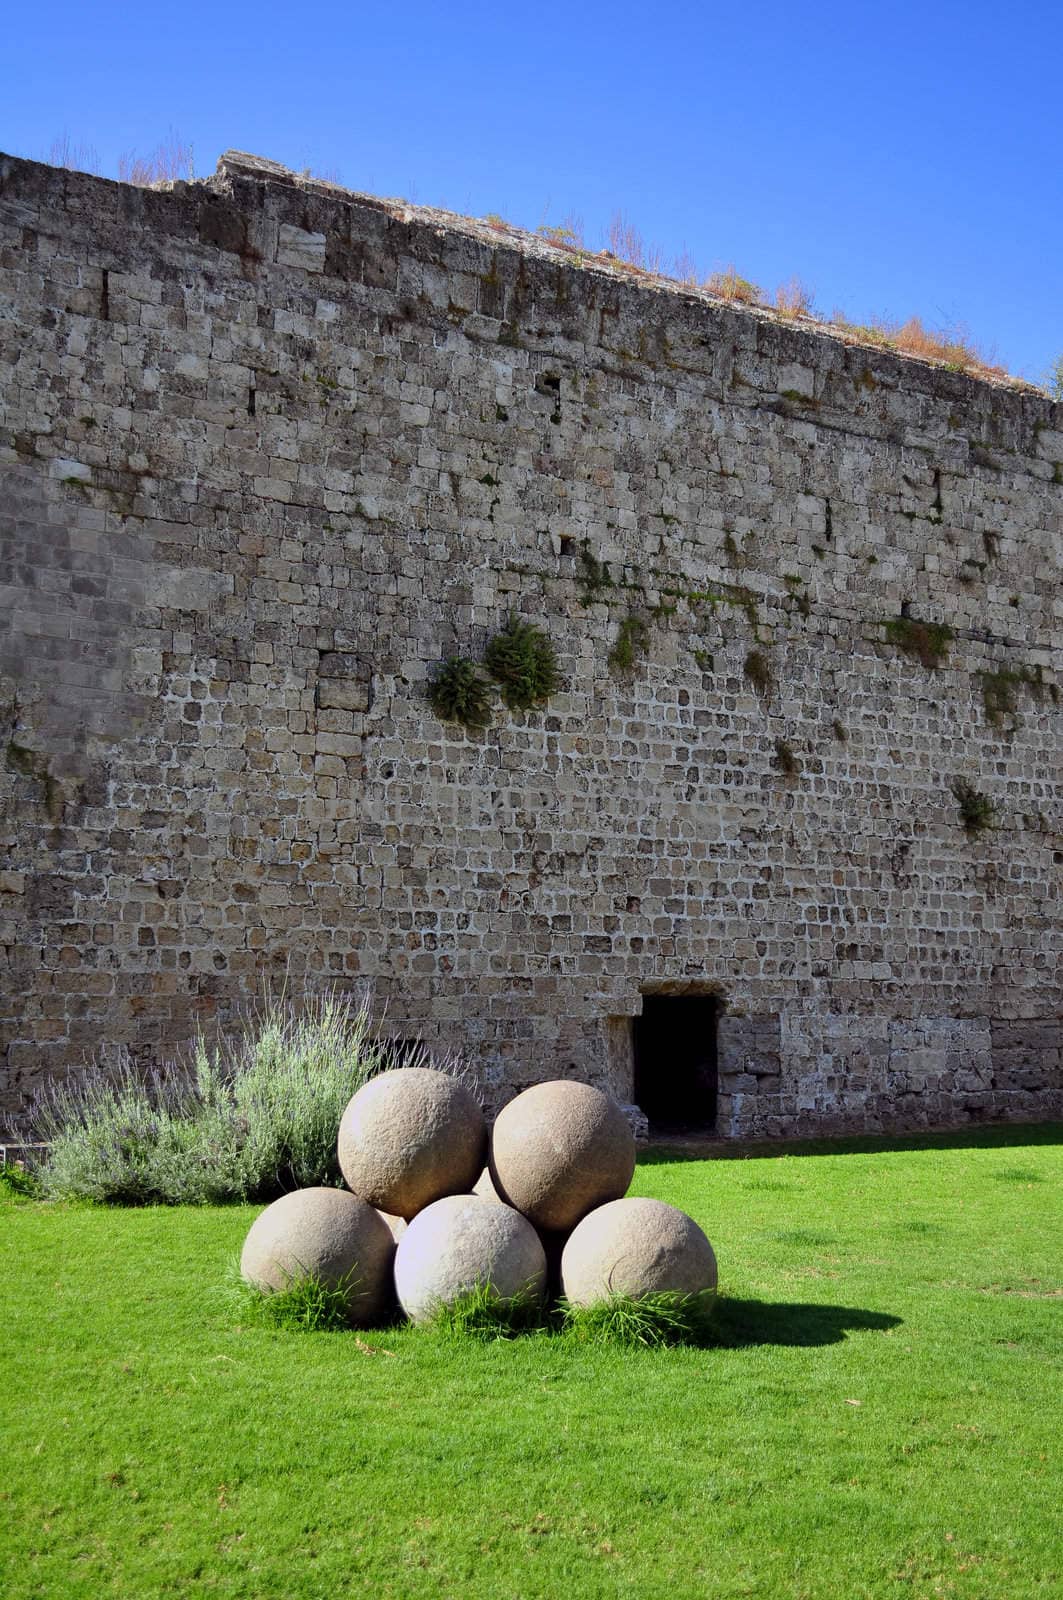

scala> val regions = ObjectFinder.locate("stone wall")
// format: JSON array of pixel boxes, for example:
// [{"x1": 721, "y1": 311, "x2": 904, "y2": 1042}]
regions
[{"x1": 1, "y1": 149, "x2": 1060, "y2": 1134}]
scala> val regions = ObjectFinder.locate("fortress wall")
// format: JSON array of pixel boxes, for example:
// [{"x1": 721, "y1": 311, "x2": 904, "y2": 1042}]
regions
[{"x1": 1, "y1": 151, "x2": 1060, "y2": 1132}]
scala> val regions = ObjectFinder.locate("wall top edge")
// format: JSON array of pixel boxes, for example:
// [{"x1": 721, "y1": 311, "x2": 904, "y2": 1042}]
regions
[{"x1": 2, "y1": 147, "x2": 1060, "y2": 426}]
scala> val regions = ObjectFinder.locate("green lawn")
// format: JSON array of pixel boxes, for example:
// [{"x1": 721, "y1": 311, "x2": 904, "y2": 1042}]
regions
[{"x1": 2, "y1": 1126, "x2": 1060, "y2": 1599}]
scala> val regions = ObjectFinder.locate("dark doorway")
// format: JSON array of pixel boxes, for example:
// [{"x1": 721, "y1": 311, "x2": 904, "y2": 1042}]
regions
[{"x1": 633, "y1": 994, "x2": 720, "y2": 1134}]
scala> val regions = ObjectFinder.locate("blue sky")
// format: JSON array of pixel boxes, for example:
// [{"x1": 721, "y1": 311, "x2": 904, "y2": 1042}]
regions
[{"x1": 4, "y1": 0, "x2": 1061, "y2": 382}]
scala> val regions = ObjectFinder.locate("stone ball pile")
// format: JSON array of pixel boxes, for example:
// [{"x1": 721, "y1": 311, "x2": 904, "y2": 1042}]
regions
[{"x1": 239, "y1": 1068, "x2": 718, "y2": 1327}]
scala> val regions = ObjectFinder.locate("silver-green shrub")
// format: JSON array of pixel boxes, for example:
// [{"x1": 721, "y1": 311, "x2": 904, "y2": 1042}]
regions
[{"x1": 31, "y1": 992, "x2": 421, "y2": 1205}]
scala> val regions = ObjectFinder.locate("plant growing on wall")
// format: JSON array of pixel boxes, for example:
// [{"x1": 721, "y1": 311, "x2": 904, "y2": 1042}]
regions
[
  {"x1": 883, "y1": 616, "x2": 953, "y2": 669},
  {"x1": 951, "y1": 777, "x2": 994, "y2": 836},
  {"x1": 1046, "y1": 353, "x2": 1063, "y2": 400},
  {"x1": 609, "y1": 614, "x2": 650, "y2": 675},
  {"x1": 773, "y1": 738, "x2": 801, "y2": 777},
  {"x1": 743, "y1": 649, "x2": 772, "y2": 695},
  {"x1": 578, "y1": 541, "x2": 613, "y2": 605},
  {"x1": 978, "y1": 664, "x2": 1055, "y2": 727},
  {"x1": 429, "y1": 657, "x2": 493, "y2": 726},
  {"x1": 484, "y1": 616, "x2": 560, "y2": 710}
]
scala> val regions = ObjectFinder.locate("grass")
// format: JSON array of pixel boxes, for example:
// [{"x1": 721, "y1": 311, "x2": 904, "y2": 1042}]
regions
[
  {"x1": 558, "y1": 1290, "x2": 717, "y2": 1349},
  {"x1": 225, "y1": 1260, "x2": 364, "y2": 1333},
  {"x1": 1, "y1": 1127, "x2": 1059, "y2": 1598},
  {"x1": 423, "y1": 1281, "x2": 546, "y2": 1342}
]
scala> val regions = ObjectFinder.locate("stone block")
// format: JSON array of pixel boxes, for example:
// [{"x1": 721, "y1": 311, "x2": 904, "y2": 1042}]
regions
[{"x1": 277, "y1": 224, "x2": 326, "y2": 274}]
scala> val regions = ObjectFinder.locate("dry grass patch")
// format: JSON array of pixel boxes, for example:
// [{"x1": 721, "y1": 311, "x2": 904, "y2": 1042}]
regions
[
  {"x1": 117, "y1": 134, "x2": 194, "y2": 187},
  {"x1": 705, "y1": 265, "x2": 764, "y2": 305}
]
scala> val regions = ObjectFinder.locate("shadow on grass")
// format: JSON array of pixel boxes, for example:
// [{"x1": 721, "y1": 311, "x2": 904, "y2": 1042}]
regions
[
  {"x1": 638, "y1": 1121, "x2": 1062, "y2": 1165},
  {"x1": 703, "y1": 1297, "x2": 902, "y2": 1349}
]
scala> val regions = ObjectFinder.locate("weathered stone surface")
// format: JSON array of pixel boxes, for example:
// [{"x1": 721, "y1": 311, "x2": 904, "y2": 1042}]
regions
[
  {"x1": 561, "y1": 1197, "x2": 717, "y2": 1305},
  {"x1": 338, "y1": 1067, "x2": 486, "y2": 1219},
  {"x1": 377, "y1": 1209, "x2": 408, "y2": 1244},
  {"x1": 619, "y1": 1103, "x2": 650, "y2": 1141},
  {"x1": 472, "y1": 1166, "x2": 504, "y2": 1203},
  {"x1": 0, "y1": 151, "x2": 1060, "y2": 1138},
  {"x1": 489, "y1": 1081, "x2": 636, "y2": 1231},
  {"x1": 393, "y1": 1194, "x2": 547, "y2": 1322},
  {"x1": 240, "y1": 1186, "x2": 394, "y2": 1325},
  {"x1": 277, "y1": 223, "x2": 326, "y2": 273},
  {"x1": 472, "y1": 1164, "x2": 566, "y2": 1289}
]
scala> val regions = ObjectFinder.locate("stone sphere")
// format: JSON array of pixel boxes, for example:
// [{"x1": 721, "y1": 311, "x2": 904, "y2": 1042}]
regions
[
  {"x1": 394, "y1": 1194, "x2": 548, "y2": 1323},
  {"x1": 240, "y1": 1186, "x2": 395, "y2": 1326},
  {"x1": 471, "y1": 1165, "x2": 504, "y2": 1203},
  {"x1": 377, "y1": 1209, "x2": 408, "y2": 1244},
  {"x1": 338, "y1": 1067, "x2": 486, "y2": 1219},
  {"x1": 561, "y1": 1197, "x2": 717, "y2": 1306},
  {"x1": 489, "y1": 1080, "x2": 636, "y2": 1232}
]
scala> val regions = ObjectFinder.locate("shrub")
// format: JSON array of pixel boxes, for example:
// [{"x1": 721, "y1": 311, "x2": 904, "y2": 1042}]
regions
[
  {"x1": 1047, "y1": 354, "x2": 1063, "y2": 400},
  {"x1": 47, "y1": 134, "x2": 101, "y2": 175},
  {"x1": 29, "y1": 992, "x2": 401, "y2": 1205},
  {"x1": 952, "y1": 778, "x2": 995, "y2": 836},
  {"x1": 831, "y1": 312, "x2": 1005, "y2": 380},
  {"x1": 980, "y1": 668, "x2": 1022, "y2": 726},
  {"x1": 117, "y1": 135, "x2": 193, "y2": 187},
  {"x1": 429, "y1": 656, "x2": 493, "y2": 726},
  {"x1": 773, "y1": 738, "x2": 801, "y2": 777},
  {"x1": 0, "y1": 1162, "x2": 41, "y2": 1201},
  {"x1": 538, "y1": 215, "x2": 585, "y2": 252},
  {"x1": 775, "y1": 277, "x2": 815, "y2": 318},
  {"x1": 578, "y1": 541, "x2": 614, "y2": 604},
  {"x1": 604, "y1": 212, "x2": 662, "y2": 274},
  {"x1": 484, "y1": 615, "x2": 561, "y2": 710},
  {"x1": 979, "y1": 664, "x2": 1053, "y2": 727}
]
